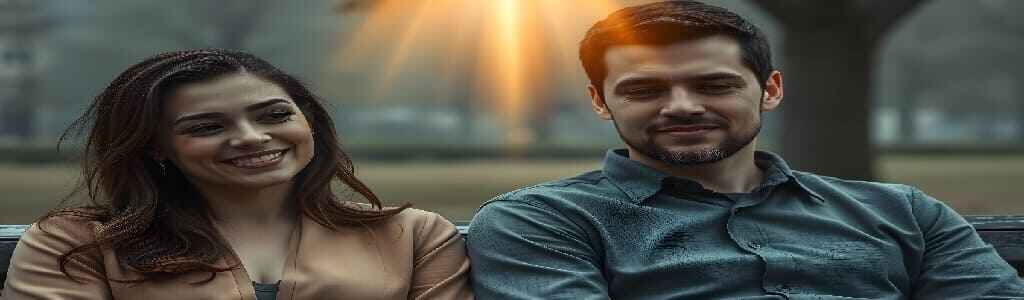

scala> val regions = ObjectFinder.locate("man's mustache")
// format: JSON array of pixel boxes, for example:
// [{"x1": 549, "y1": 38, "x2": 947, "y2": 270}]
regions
[{"x1": 648, "y1": 116, "x2": 728, "y2": 131}]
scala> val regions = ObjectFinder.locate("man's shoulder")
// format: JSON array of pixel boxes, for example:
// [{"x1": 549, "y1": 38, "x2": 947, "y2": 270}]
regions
[
  {"x1": 487, "y1": 169, "x2": 610, "y2": 205},
  {"x1": 793, "y1": 170, "x2": 909, "y2": 190},
  {"x1": 469, "y1": 170, "x2": 611, "y2": 242},
  {"x1": 791, "y1": 170, "x2": 921, "y2": 206}
]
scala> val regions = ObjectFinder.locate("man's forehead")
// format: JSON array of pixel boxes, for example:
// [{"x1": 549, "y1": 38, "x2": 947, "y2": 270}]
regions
[{"x1": 602, "y1": 35, "x2": 748, "y2": 80}]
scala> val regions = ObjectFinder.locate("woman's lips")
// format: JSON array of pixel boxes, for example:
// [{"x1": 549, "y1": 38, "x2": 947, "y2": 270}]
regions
[{"x1": 223, "y1": 149, "x2": 288, "y2": 168}]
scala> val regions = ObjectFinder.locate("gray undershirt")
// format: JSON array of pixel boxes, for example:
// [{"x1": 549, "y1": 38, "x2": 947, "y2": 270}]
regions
[{"x1": 253, "y1": 281, "x2": 279, "y2": 300}]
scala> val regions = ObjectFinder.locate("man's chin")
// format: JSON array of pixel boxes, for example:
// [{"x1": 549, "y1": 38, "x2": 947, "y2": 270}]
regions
[{"x1": 649, "y1": 147, "x2": 730, "y2": 166}]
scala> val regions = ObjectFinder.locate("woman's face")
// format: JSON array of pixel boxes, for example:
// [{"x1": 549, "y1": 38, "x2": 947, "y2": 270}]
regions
[{"x1": 157, "y1": 73, "x2": 315, "y2": 191}]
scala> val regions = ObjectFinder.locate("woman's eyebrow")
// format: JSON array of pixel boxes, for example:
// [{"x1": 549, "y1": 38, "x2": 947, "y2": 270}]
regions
[
  {"x1": 245, "y1": 98, "x2": 292, "y2": 112},
  {"x1": 173, "y1": 112, "x2": 223, "y2": 126},
  {"x1": 172, "y1": 99, "x2": 292, "y2": 126}
]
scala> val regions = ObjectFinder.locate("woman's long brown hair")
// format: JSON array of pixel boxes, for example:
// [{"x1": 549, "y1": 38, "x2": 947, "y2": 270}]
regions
[{"x1": 44, "y1": 49, "x2": 410, "y2": 282}]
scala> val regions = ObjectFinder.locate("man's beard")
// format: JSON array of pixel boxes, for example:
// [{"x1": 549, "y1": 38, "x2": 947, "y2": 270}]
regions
[{"x1": 614, "y1": 117, "x2": 761, "y2": 166}]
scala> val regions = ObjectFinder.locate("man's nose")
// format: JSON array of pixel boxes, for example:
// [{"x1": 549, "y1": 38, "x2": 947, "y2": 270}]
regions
[
  {"x1": 229, "y1": 123, "x2": 271, "y2": 148},
  {"x1": 661, "y1": 87, "x2": 707, "y2": 116}
]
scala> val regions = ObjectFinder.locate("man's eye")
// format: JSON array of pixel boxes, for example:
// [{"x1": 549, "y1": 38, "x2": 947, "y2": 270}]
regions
[
  {"x1": 696, "y1": 84, "x2": 737, "y2": 94},
  {"x1": 262, "y1": 109, "x2": 295, "y2": 123},
  {"x1": 622, "y1": 86, "x2": 666, "y2": 100}
]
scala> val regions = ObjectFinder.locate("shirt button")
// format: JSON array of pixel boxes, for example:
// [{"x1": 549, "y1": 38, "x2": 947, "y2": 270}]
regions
[
  {"x1": 747, "y1": 240, "x2": 762, "y2": 250},
  {"x1": 776, "y1": 284, "x2": 792, "y2": 293}
]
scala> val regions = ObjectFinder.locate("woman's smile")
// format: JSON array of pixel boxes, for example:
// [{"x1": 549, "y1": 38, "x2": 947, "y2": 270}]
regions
[
  {"x1": 162, "y1": 74, "x2": 315, "y2": 189},
  {"x1": 223, "y1": 148, "x2": 290, "y2": 169}
]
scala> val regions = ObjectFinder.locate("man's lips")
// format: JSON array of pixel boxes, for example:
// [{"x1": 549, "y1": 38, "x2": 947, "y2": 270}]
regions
[{"x1": 655, "y1": 124, "x2": 721, "y2": 133}]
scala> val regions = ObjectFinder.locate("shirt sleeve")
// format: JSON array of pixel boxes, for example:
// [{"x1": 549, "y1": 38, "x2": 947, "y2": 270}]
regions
[
  {"x1": 910, "y1": 187, "x2": 1024, "y2": 299},
  {"x1": 407, "y1": 211, "x2": 473, "y2": 300},
  {"x1": 2, "y1": 217, "x2": 112, "y2": 299},
  {"x1": 467, "y1": 197, "x2": 610, "y2": 300}
]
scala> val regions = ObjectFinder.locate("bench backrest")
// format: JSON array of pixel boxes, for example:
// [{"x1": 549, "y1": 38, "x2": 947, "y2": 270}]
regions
[{"x1": 3, "y1": 215, "x2": 1023, "y2": 285}]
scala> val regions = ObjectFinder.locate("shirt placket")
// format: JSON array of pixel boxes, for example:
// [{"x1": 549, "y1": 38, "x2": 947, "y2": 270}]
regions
[{"x1": 724, "y1": 186, "x2": 794, "y2": 298}]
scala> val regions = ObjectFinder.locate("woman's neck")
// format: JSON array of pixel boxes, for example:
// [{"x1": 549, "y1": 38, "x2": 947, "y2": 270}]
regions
[{"x1": 199, "y1": 181, "x2": 298, "y2": 226}]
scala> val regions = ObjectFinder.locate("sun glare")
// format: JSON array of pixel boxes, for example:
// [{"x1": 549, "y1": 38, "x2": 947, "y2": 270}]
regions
[{"x1": 335, "y1": 0, "x2": 628, "y2": 145}]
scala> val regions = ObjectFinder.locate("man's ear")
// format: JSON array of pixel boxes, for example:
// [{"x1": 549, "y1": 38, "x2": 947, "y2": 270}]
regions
[
  {"x1": 761, "y1": 70, "x2": 783, "y2": 112},
  {"x1": 588, "y1": 85, "x2": 613, "y2": 120}
]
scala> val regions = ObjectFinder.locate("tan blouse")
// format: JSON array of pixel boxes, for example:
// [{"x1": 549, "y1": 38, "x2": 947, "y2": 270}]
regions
[{"x1": 1, "y1": 208, "x2": 472, "y2": 299}]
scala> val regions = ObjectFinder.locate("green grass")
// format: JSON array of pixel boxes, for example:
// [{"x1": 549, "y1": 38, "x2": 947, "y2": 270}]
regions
[{"x1": 1, "y1": 155, "x2": 1022, "y2": 224}]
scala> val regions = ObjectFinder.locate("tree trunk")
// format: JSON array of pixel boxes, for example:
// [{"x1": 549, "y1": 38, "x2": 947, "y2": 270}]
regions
[
  {"x1": 753, "y1": 0, "x2": 924, "y2": 180},
  {"x1": 779, "y1": 25, "x2": 875, "y2": 179},
  {"x1": 1, "y1": 28, "x2": 38, "y2": 141},
  {"x1": 1018, "y1": 79, "x2": 1024, "y2": 141}
]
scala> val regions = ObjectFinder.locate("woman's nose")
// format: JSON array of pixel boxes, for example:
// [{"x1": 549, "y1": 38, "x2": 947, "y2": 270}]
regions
[{"x1": 229, "y1": 124, "x2": 271, "y2": 148}]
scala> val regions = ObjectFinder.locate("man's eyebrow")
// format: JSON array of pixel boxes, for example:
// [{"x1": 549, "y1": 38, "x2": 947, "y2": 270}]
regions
[
  {"x1": 680, "y1": 72, "x2": 745, "y2": 82},
  {"x1": 614, "y1": 77, "x2": 665, "y2": 87},
  {"x1": 614, "y1": 71, "x2": 745, "y2": 87},
  {"x1": 172, "y1": 98, "x2": 292, "y2": 126}
]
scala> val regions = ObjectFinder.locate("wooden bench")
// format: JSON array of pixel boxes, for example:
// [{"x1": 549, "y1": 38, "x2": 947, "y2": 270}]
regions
[{"x1": 2, "y1": 215, "x2": 1023, "y2": 286}]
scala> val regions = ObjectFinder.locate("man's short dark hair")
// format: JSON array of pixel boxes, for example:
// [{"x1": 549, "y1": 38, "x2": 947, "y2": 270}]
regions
[{"x1": 579, "y1": 0, "x2": 773, "y2": 98}]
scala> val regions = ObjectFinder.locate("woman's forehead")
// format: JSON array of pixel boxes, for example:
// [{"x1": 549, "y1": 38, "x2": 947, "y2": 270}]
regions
[{"x1": 164, "y1": 74, "x2": 291, "y2": 114}]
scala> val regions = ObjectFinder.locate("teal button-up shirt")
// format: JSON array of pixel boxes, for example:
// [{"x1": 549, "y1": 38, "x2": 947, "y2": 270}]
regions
[{"x1": 467, "y1": 149, "x2": 1024, "y2": 299}]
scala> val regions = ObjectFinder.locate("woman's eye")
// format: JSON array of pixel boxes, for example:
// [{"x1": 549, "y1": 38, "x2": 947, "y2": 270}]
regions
[
  {"x1": 186, "y1": 124, "x2": 222, "y2": 136},
  {"x1": 263, "y1": 109, "x2": 296, "y2": 123}
]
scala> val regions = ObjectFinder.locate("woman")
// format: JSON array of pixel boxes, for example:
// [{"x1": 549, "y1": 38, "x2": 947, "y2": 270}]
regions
[{"x1": 2, "y1": 49, "x2": 472, "y2": 299}]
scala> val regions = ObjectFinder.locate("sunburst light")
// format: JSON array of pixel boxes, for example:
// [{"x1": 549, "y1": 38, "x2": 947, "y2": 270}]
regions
[{"x1": 335, "y1": 0, "x2": 630, "y2": 145}]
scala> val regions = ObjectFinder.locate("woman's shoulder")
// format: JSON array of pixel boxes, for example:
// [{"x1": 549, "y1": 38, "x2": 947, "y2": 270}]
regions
[
  {"x1": 337, "y1": 202, "x2": 453, "y2": 227},
  {"x1": 24, "y1": 209, "x2": 105, "y2": 248},
  {"x1": 4, "y1": 210, "x2": 115, "y2": 299},
  {"x1": 330, "y1": 203, "x2": 459, "y2": 241},
  {"x1": 391, "y1": 207, "x2": 450, "y2": 224},
  {"x1": 389, "y1": 208, "x2": 463, "y2": 256},
  {"x1": 397, "y1": 207, "x2": 459, "y2": 235},
  {"x1": 9, "y1": 210, "x2": 107, "y2": 280}
]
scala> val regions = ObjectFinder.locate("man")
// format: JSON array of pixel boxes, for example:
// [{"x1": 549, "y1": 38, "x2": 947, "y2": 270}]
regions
[{"x1": 466, "y1": 1, "x2": 1024, "y2": 299}]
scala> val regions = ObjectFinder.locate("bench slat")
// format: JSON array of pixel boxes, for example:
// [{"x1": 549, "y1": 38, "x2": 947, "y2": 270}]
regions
[
  {"x1": 968, "y1": 215, "x2": 1024, "y2": 231},
  {"x1": 3, "y1": 216, "x2": 1023, "y2": 287}
]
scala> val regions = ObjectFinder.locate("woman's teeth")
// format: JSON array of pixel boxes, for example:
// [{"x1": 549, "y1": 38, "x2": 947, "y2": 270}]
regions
[{"x1": 230, "y1": 151, "x2": 283, "y2": 167}]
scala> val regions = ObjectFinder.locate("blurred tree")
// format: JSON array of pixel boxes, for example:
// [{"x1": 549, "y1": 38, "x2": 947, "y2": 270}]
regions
[
  {"x1": 978, "y1": 0, "x2": 1024, "y2": 140},
  {"x1": 752, "y1": 0, "x2": 926, "y2": 180},
  {"x1": 0, "y1": 0, "x2": 54, "y2": 141},
  {"x1": 33, "y1": 0, "x2": 341, "y2": 139},
  {"x1": 879, "y1": 0, "x2": 1024, "y2": 145},
  {"x1": 126, "y1": 0, "x2": 277, "y2": 50}
]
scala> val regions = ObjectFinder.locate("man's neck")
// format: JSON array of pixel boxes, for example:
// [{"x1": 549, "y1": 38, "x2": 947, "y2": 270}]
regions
[{"x1": 627, "y1": 144, "x2": 764, "y2": 194}]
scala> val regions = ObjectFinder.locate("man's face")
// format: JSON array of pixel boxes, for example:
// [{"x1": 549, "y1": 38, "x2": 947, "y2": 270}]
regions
[{"x1": 589, "y1": 35, "x2": 782, "y2": 166}]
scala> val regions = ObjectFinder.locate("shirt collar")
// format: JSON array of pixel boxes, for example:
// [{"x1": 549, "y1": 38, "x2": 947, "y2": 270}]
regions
[
  {"x1": 754, "y1": 150, "x2": 826, "y2": 203},
  {"x1": 602, "y1": 149, "x2": 826, "y2": 204},
  {"x1": 602, "y1": 149, "x2": 670, "y2": 204}
]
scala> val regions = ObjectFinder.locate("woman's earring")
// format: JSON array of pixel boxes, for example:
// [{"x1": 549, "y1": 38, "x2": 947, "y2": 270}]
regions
[{"x1": 158, "y1": 161, "x2": 167, "y2": 175}]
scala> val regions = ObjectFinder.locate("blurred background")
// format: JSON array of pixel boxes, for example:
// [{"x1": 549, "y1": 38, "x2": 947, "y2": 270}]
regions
[{"x1": 1, "y1": 0, "x2": 1023, "y2": 223}]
